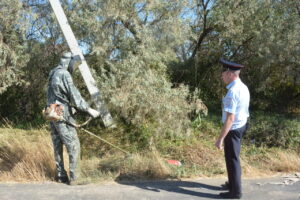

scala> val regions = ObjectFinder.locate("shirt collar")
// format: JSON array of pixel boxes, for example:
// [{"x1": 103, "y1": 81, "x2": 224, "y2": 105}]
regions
[{"x1": 226, "y1": 78, "x2": 240, "y2": 89}]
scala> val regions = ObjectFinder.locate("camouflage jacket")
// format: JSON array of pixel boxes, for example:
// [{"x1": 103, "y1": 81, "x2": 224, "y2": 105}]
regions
[{"x1": 47, "y1": 65, "x2": 89, "y2": 118}]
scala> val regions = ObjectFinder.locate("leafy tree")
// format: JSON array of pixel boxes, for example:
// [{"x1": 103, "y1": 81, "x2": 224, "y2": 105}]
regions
[
  {"x1": 65, "y1": 0, "x2": 202, "y2": 138},
  {"x1": 169, "y1": 0, "x2": 300, "y2": 112},
  {"x1": 0, "y1": 0, "x2": 206, "y2": 142},
  {"x1": 0, "y1": 0, "x2": 298, "y2": 144},
  {"x1": 0, "y1": 0, "x2": 30, "y2": 94},
  {"x1": 0, "y1": 0, "x2": 66, "y2": 120}
]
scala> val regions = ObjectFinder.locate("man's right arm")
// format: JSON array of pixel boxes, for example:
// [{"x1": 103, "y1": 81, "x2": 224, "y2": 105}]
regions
[{"x1": 215, "y1": 112, "x2": 235, "y2": 149}]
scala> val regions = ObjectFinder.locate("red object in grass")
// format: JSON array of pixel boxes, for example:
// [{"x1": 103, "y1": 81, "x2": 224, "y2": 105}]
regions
[{"x1": 167, "y1": 160, "x2": 182, "y2": 166}]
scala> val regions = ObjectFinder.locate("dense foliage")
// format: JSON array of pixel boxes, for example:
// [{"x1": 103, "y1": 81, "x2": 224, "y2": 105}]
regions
[
  {"x1": 245, "y1": 112, "x2": 300, "y2": 149},
  {"x1": 0, "y1": 0, "x2": 299, "y2": 147},
  {"x1": 0, "y1": 0, "x2": 30, "y2": 93}
]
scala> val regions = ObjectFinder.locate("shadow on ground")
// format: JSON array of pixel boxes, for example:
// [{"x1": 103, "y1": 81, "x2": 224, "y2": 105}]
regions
[{"x1": 117, "y1": 180, "x2": 224, "y2": 199}]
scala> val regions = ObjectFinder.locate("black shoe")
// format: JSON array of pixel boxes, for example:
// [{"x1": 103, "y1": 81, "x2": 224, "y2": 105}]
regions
[
  {"x1": 219, "y1": 192, "x2": 242, "y2": 199},
  {"x1": 55, "y1": 176, "x2": 70, "y2": 184},
  {"x1": 221, "y1": 181, "x2": 230, "y2": 190}
]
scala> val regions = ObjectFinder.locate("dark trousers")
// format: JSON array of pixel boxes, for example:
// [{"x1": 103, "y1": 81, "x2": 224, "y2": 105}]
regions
[{"x1": 224, "y1": 122, "x2": 248, "y2": 195}]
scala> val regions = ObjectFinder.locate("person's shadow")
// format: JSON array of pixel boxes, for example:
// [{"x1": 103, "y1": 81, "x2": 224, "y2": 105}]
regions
[{"x1": 117, "y1": 179, "x2": 224, "y2": 199}]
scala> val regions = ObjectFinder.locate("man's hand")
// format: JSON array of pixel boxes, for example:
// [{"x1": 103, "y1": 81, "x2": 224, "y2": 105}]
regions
[
  {"x1": 215, "y1": 137, "x2": 224, "y2": 150},
  {"x1": 215, "y1": 112, "x2": 234, "y2": 150},
  {"x1": 87, "y1": 108, "x2": 100, "y2": 118}
]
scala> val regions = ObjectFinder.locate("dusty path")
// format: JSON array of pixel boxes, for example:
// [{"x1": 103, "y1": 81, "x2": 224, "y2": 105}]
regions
[{"x1": 0, "y1": 176, "x2": 299, "y2": 200}]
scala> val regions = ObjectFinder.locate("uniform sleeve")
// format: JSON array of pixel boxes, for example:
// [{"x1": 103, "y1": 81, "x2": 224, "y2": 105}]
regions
[
  {"x1": 223, "y1": 90, "x2": 237, "y2": 114},
  {"x1": 62, "y1": 71, "x2": 90, "y2": 112}
]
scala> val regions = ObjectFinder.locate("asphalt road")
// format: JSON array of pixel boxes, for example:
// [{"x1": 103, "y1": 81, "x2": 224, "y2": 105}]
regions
[{"x1": 0, "y1": 177, "x2": 299, "y2": 200}]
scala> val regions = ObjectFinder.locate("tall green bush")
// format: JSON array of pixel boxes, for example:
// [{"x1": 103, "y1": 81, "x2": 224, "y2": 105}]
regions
[
  {"x1": 0, "y1": 0, "x2": 30, "y2": 94},
  {"x1": 94, "y1": 54, "x2": 198, "y2": 138},
  {"x1": 245, "y1": 112, "x2": 300, "y2": 149}
]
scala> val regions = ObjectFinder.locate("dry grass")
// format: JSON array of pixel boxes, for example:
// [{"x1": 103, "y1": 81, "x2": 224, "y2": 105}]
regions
[
  {"x1": 0, "y1": 127, "x2": 172, "y2": 182},
  {"x1": 0, "y1": 127, "x2": 299, "y2": 182},
  {"x1": 242, "y1": 146, "x2": 300, "y2": 178},
  {"x1": 161, "y1": 141, "x2": 300, "y2": 179},
  {"x1": 178, "y1": 143, "x2": 226, "y2": 177},
  {"x1": 0, "y1": 128, "x2": 55, "y2": 182},
  {"x1": 269, "y1": 150, "x2": 300, "y2": 172},
  {"x1": 116, "y1": 151, "x2": 171, "y2": 180},
  {"x1": 82, "y1": 151, "x2": 172, "y2": 182}
]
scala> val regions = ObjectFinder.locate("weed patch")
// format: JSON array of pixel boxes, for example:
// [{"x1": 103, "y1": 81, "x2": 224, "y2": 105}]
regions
[
  {"x1": 0, "y1": 126, "x2": 299, "y2": 183},
  {"x1": 0, "y1": 128, "x2": 55, "y2": 182}
]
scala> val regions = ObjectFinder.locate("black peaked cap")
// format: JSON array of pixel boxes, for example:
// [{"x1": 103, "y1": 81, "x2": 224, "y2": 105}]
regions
[{"x1": 220, "y1": 58, "x2": 244, "y2": 70}]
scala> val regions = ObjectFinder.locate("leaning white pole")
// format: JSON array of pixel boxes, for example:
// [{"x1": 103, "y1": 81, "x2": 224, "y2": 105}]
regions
[{"x1": 49, "y1": 0, "x2": 114, "y2": 127}]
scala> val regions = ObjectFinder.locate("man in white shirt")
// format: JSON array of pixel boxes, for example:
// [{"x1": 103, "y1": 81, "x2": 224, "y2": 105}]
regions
[{"x1": 215, "y1": 59, "x2": 250, "y2": 199}]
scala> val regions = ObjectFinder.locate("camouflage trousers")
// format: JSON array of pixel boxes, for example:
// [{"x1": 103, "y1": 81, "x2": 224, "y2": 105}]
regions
[{"x1": 50, "y1": 120, "x2": 80, "y2": 180}]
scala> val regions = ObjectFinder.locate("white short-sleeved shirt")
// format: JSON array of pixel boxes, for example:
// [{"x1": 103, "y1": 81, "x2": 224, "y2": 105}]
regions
[{"x1": 222, "y1": 78, "x2": 250, "y2": 130}]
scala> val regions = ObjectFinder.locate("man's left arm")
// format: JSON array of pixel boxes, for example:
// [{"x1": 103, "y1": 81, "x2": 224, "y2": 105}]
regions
[
  {"x1": 215, "y1": 112, "x2": 235, "y2": 149},
  {"x1": 63, "y1": 71, "x2": 89, "y2": 112},
  {"x1": 63, "y1": 72, "x2": 100, "y2": 118}
]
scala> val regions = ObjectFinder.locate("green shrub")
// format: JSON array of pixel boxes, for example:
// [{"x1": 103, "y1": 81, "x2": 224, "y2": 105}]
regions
[
  {"x1": 93, "y1": 54, "x2": 206, "y2": 140},
  {"x1": 245, "y1": 112, "x2": 300, "y2": 148}
]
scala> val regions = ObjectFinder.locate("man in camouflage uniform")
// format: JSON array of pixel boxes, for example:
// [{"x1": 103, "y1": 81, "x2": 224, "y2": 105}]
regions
[{"x1": 47, "y1": 52, "x2": 100, "y2": 184}]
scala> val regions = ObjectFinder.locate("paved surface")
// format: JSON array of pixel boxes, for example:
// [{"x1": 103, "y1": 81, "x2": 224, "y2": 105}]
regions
[{"x1": 0, "y1": 177, "x2": 299, "y2": 200}]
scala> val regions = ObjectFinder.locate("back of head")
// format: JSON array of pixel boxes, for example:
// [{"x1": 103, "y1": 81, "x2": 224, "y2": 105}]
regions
[
  {"x1": 220, "y1": 58, "x2": 244, "y2": 76},
  {"x1": 60, "y1": 52, "x2": 72, "y2": 68}
]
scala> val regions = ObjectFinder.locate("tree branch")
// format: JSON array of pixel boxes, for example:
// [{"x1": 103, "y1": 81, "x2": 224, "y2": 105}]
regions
[
  {"x1": 117, "y1": 17, "x2": 142, "y2": 44},
  {"x1": 191, "y1": 0, "x2": 213, "y2": 59},
  {"x1": 230, "y1": 36, "x2": 255, "y2": 60},
  {"x1": 191, "y1": 27, "x2": 213, "y2": 59},
  {"x1": 150, "y1": 12, "x2": 167, "y2": 26}
]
